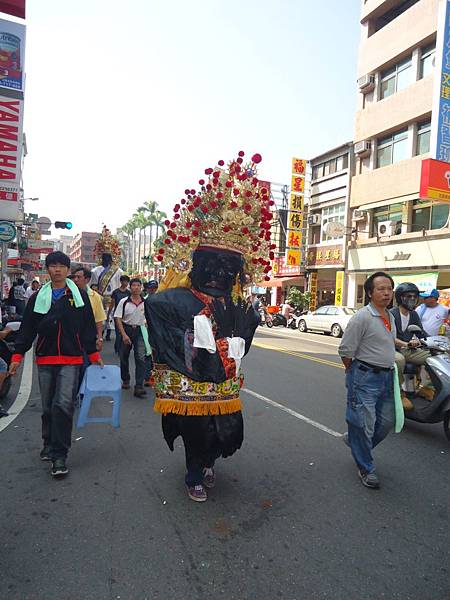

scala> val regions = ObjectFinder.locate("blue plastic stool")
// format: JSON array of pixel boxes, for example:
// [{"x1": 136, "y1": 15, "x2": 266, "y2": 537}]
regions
[{"x1": 77, "y1": 365, "x2": 122, "y2": 428}]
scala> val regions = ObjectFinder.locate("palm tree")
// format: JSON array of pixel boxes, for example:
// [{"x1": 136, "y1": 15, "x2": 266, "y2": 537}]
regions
[
  {"x1": 120, "y1": 221, "x2": 134, "y2": 272},
  {"x1": 133, "y1": 209, "x2": 148, "y2": 274}
]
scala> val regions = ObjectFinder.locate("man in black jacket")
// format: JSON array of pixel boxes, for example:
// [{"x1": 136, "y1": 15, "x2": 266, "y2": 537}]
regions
[
  {"x1": 9, "y1": 252, "x2": 102, "y2": 477},
  {"x1": 391, "y1": 282, "x2": 432, "y2": 406}
]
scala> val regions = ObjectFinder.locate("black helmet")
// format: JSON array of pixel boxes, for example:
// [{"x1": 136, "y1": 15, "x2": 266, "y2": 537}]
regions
[
  {"x1": 395, "y1": 282, "x2": 420, "y2": 310},
  {"x1": 147, "y1": 279, "x2": 158, "y2": 289}
]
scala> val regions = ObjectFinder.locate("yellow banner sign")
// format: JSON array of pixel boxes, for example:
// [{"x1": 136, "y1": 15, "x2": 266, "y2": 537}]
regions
[
  {"x1": 291, "y1": 176, "x2": 305, "y2": 194},
  {"x1": 292, "y1": 158, "x2": 306, "y2": 176},
  {"x1": 289, "y1": 193, "x2": 304, "y2": 212},
  {"x1": 286, "y1": 248, "x2": 301, "y2": 266},
  {"x1": 335, "y1": 270, "x2": 344, "y2": 306},
  {"x1": 309, "y1": 272, "x2": 318, "y2": 311}
]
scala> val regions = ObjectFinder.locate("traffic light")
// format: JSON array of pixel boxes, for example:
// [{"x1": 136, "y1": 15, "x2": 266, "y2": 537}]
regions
[{"x1": 54, "y1": 221, "x2": 73, "y2": 230}]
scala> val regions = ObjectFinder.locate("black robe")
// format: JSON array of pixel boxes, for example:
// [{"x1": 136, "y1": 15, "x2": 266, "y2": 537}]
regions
[{"x1": 145, "y1": 287, "x2": 259, "y2": 457}]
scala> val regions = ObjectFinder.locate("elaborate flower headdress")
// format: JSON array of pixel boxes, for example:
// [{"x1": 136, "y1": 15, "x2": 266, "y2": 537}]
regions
[
  {"x1": 94, "y1": 225, "x2": 122, "y2": 265},
  {"x1": 154, "y1": 151, "x2": 275, "y2": 282}
]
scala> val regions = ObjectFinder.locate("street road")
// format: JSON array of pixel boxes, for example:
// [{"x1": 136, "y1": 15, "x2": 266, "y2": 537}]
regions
[{"x1": 0, "y1": 327, "x2": 448, "y2": 600}]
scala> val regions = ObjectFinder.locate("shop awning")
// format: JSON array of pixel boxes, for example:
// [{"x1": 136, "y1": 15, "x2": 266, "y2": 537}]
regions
[{"x1": 256, "y1": 276, "x2": 303, "y2": 288}]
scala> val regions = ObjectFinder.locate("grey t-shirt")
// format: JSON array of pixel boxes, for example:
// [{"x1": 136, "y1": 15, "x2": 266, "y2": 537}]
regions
[{"x1": 338, "y1": 303, "x2": 396, "y2": 368}]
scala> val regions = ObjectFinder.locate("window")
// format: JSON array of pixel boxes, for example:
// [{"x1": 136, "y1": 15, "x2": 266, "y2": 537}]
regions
[
  {"x1": 380, "y1": 57, "x2": 412, "y2": 99},
  {"x1": 311, "y1": 154, "x2": 348, "y2": 180},
  {"x1": 370, "y1": 0, "x2": 420, "y2": 35},
  {"x1": 326, "y1": 307, "x2": 338, "y2": 315},
  {"x1": 412, "y1": 200, "x2": 450, "y2": 232},
  {"x1": 321, "y1": 203, "x2": 345, "y2": 242},
  {"x1": 372, "y1": 203, "x2": 403, "y2": 237},
  {"x1": 376, "y1": 129, "x2": 409, "y2": 168},
  {"x1": 315, "y1": 306, "x2": 328, "y2": 315},
  {"x1": 416, "y1": 121, "x2": 431, "y2": 155},
  {"x1": 420, "y1": 43, "x2": 435, "y2": 79}
]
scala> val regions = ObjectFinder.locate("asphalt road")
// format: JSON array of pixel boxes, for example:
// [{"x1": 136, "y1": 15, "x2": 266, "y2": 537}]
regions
[{"x1": 0, "y1": 327, "x2": 448, "y2": 600}]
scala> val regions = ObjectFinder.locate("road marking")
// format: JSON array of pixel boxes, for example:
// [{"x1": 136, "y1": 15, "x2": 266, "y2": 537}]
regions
[
  {"x1": 257, "y1": 328, "x2": 340, "y2": 348},
  {"x1": 0, "y1": 351, "x2": 33, "y2": 433},
  {"x1": 243, "y1": 388, "x2": 343, "y2": 437},
  {"x1": 252, "y1": 341, "x2": 344, "y2": 369}
]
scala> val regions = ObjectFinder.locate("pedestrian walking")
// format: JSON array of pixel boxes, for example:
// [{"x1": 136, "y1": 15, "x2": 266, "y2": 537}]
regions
[
  {"x1": 142, "y1": 280, "x2": 158, "y2": 385},
  {"x1": 25, "y1": 280, "x2": 40, "y2": 304},
  {"x1": 11, "y1": 277, "x2": 26, "y2": 316},
  {"x1": 338, "y1": 271, "x2": 397, "y2": 489},
  {"x1": 9, "y1": 251, "x2": 102, "y2": 477},
  {"x1": 107, "y1": 275, "x2": 130, "y2": 350},
  {"x1": 114, "y1": 278, "x2": 148, "y2": 398},
  {"x1": 416, "y1": 289, "x2": 449, "y2": 336}
]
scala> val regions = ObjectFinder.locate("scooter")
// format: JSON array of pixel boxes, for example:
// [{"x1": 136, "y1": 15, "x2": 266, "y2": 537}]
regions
[
  {"x1": 271, "y1": 312, "x2": 287, "y2": 327},
  {"x1": 0, "y1": 319, "x2": 21, "y2": 404},
  {"x1": 402, "y1": 324, "x2": 450, "y2": 442},
  {"x1": 258, "y1": 308, "x2": 273, "y2": 328}
]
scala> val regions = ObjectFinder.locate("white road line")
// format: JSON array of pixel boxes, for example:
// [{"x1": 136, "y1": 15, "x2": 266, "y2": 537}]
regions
[
  {"x1": 256, "y1": 328, "x2": 340, "y2": 348},
  {"x1": 242, "y1": 387, "x2": 343, "y2": 438},
  {"x1": 0, "y1": 351, "x2": 33, "y2": 433}
]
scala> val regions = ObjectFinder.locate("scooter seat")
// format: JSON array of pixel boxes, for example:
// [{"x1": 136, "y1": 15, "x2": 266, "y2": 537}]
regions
[{"x1": 404, "y1": 362, "x2": 417, "y2": 375}]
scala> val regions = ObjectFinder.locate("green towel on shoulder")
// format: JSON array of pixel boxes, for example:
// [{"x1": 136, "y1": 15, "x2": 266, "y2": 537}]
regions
[
  {"x1": 34, "y1": 279, "x2": 84, "y2": 314},
  {"x1": 393, "y1": 363, "x2": 404, "y2": 433}
]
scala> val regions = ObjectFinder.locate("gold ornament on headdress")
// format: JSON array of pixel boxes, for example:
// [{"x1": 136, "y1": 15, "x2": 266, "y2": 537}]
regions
[
  {"x1": 94, "y1": 225, "x2": 122, "y2": 266},
  {"x1": 154, "y1": 152, "x2": 274, "y2": 282}
]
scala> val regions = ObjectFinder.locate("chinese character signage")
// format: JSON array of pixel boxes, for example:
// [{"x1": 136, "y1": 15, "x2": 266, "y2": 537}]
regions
[
  {"x1": 432, "y1": 0, "x2": 450, "y2": 162},
  {"x1": 292, "y1": 158, "x2": 306, "y2": 176},
  {"x1": 335, "y1": 271, "x2": 344, "y2": 306},
  {"x1": 0, "y1": 19, "x2": 25, "y2": 92},
  {"x1": 309, "y1": 272, "x2": 318, "y2": 311},
  {"x1": 272, "y1": 256, "x2": 301, "y2": 276},
  {"x1": 0, "y1": 95, "x2": 24, "y2": 221},
  {"x1": 306, "y1": 244, "x2": 343, "y2": 267},
  {"x1": 286, "y1": 157, "x2": 307, "y2": 267},
  {"x1": 419, "y1": 158, "x2": 450, "y2": 202}
]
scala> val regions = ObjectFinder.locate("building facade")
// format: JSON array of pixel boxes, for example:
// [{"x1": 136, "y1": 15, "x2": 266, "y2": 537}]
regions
[
  {"x1": 306, "y1": 143, "x2": 355, "y2": 307},
  {"x1": 69, "y1": 231, "x2": 99, "y2": 267},
  {"x1": 347, "y1": 0, "x2": 450, "y2": 306}
]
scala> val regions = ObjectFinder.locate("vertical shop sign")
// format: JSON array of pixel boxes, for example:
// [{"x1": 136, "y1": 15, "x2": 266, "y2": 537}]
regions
[
  {"x1": 0, "y1": 19, "x2": 25, "y2": 92},
  {"x1": 335, "y1": 270, "x2": 344, "y2": 306},
  {"x1": 309, "y1": 271, "x2": 318, "y2": 311},
  {"x1": 286, "y1": 157, "x2": 306, "y2": 267},
  {"x1": 431, "y1": 0, "x2": 450, "y2": 162}
]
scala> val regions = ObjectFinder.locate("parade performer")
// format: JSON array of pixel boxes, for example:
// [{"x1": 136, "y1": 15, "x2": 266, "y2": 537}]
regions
[
  {"x1": 91, "y1": 226, "x2": 124, "y2": 301},
  {"x1": 145, "y1": 151, "x2": 274, "y2": 502}
]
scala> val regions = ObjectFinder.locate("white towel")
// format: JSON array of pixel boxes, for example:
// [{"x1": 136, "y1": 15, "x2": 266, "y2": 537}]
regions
[
  {"x1": 193, "y1": 315, "x2": 216, "y2": 354},
  {"x1": 227, "y1": 336, "x2": 245, "y2": 374}
]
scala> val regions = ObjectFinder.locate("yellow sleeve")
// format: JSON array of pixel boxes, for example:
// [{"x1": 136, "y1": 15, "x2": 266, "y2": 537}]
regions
[{"x1": 89, "y1": 291, "x2": 106, "y2": 323}]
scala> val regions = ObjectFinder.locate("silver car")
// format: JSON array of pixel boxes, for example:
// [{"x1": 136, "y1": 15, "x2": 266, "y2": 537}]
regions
[{"x1": 297, "y1": 305, "x2": 357, "y2": 338}]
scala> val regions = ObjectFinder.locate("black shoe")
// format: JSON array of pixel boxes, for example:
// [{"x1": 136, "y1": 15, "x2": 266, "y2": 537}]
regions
[
  {"x1": 134, "y1": 387, "x2": 146, "y2": 398},
  {"x1": 122, "y1": 381, "x2": 131, "y2": 390},
  {"x1": 40, "y1": 446, "x2": 51, "y2": 461},
  {"x1": 51, "y1": 458, "x2": 68, "y2": 477}
]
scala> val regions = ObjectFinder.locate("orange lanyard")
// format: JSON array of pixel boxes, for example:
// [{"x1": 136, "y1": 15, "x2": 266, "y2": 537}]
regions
[{"x1": 381, "y1": 314, "x2": 391, "y2": 332}]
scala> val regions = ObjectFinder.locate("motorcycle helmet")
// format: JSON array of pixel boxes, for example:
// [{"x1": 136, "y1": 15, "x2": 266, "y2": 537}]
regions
[{"x1": 394, "y1": 282, "x2": 420, "y2": 311}]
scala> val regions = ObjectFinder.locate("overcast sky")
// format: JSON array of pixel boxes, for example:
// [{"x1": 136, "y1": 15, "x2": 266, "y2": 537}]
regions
[{"x1": 19, "y1": 0, "x2": 361, "y2": 235}]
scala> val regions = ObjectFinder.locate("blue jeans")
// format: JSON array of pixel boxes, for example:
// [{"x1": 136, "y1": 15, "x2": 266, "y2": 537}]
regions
[
  {"x1": 119, "y1": 325, "x2": 146, "y2": 387},
  {"x1": 38, "y1": 365, "x2": 80, "y2": 459},
  {"x1": 345, "y1": 360, "x2": 395, "y2": 474}
]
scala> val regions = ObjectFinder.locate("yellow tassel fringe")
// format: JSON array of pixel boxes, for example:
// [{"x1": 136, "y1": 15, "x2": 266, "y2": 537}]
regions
[{"x1": 154, "y1": 397, "x2": 241, "y2": 416}]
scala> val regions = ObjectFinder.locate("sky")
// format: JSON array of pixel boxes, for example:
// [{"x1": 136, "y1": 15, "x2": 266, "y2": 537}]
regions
[{"x1": 19, "y1": 0, "x2": 361, "y2": 236}]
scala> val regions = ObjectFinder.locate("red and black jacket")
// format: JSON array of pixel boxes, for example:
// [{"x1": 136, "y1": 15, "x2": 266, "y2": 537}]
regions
[{"x1": 12, "y1": 287, "x2": 100, "y2": 366}]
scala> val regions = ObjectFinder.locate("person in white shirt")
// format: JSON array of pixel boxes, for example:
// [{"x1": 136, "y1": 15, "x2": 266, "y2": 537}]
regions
[
  {"x1": 114, "y1": 278, "x2": 147, "y2": 398},
  {"x1": 25, "y1": 280, "x2": 40, "y2": 303},
  {"x1": 416, "y1": 289, "x2": 449, "y2": 337}
]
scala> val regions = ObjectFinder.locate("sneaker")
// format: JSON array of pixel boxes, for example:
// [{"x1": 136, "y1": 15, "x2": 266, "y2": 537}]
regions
[
  {"x1": 122, "y1": 381, "x2": 131, "y2": 390},
  {"x1": 203, "y1": 467, "x2": 216, "y2": 489},
  {"x1": 51, "y1": 458, "x2": 68, "y2": 477},
  {"x1": 358, "y1": 469, "x2": 380, "y2": 489},
  {"x1": 40, "y1": 446, "x2": 51, "y2": 461},
  {"x1": 187, "y1": 484, "x2": 207, "y2": 502},
  {"x1": 134, "y1": 387, "x2": 146, "y2": 398},
  {"x1": 341, "y1": 432, "x2": 350, "y2": 448}
]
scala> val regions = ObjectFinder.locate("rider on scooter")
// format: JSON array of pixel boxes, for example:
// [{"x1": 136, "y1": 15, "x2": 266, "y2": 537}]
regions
[{"x1": 390, "y1": 282, "x2": 432, "y2": 409}]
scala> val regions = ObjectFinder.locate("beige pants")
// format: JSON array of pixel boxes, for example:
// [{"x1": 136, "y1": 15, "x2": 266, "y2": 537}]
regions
[{"x1": 395, "y1": 347, "x2": 431, "y2": 387}]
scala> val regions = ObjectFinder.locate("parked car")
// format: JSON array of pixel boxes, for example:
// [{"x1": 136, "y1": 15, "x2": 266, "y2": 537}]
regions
[{"x1": 297, "y1": 305, "x2": 357, "y2": 337}]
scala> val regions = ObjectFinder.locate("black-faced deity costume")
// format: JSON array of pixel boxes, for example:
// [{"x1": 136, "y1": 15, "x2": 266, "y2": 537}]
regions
[{"x1": 145, "y1": 152, "x2": 274, "y2": 494}]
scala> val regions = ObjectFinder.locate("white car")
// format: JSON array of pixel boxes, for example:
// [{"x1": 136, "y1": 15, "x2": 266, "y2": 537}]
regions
[{"x1": 297, "y1": 305, "x2": 357, "y2": 338}]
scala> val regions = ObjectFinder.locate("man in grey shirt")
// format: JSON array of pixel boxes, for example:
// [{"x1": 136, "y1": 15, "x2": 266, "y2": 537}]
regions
[{"x1": 338, "y1": 271, "x2": 397, "y2": 489}]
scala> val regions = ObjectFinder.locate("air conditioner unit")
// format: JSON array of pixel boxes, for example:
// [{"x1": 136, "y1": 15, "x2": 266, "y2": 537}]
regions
[
  {"x1": 353, "y1": 209, "x2": 368, "y2": 220},
  {"x1": 307, "y1": 214, "x2": 321, "y2": 226},
  {"x1": 357, "y1": 74, "x2": 376, "y2": 92},
  {"x1": 354, "y1": 140, "x2": 371, "y2": 157},
  {"x1": 377, "y1": 220, "x2": 402, "y2": 237}
]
